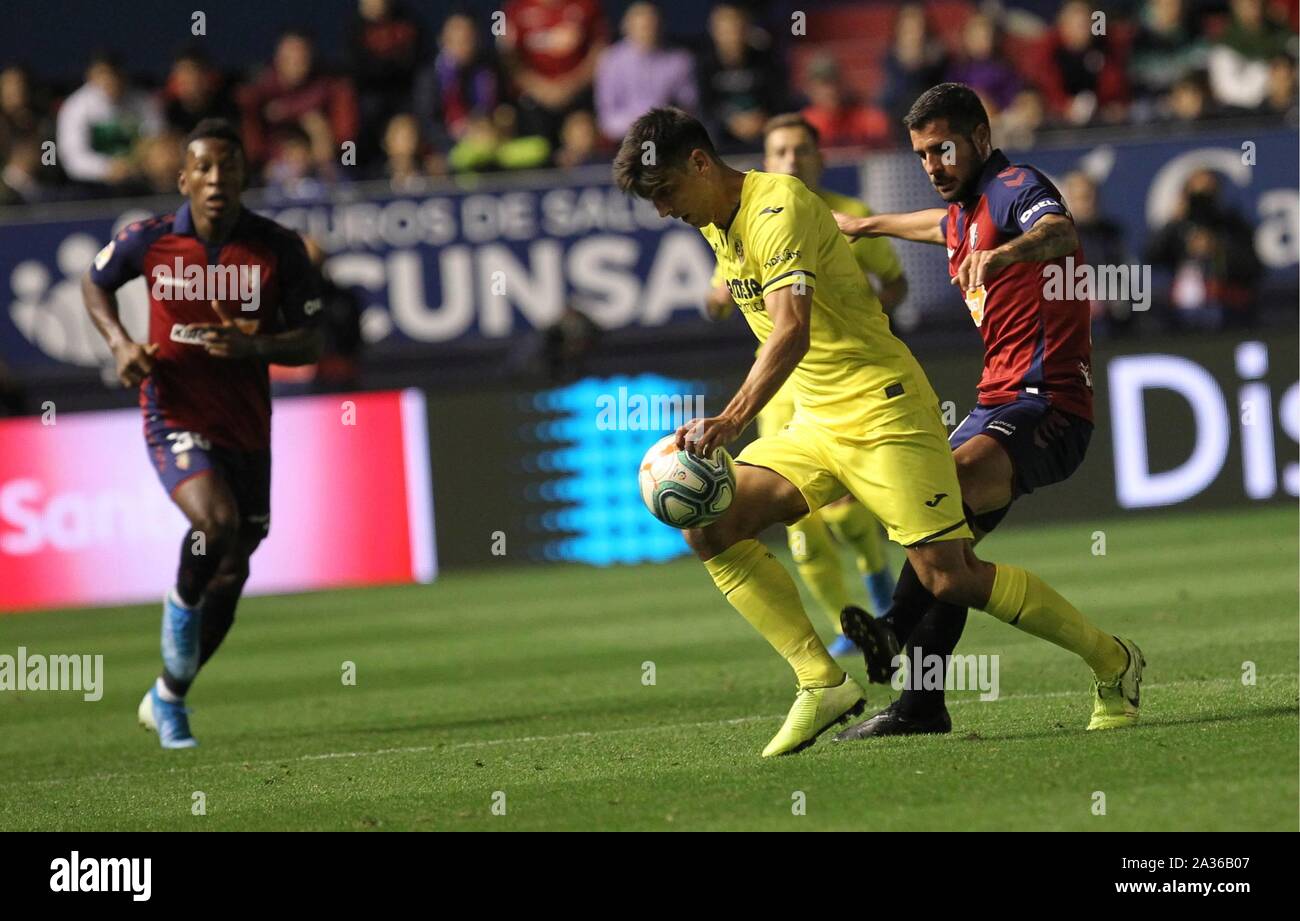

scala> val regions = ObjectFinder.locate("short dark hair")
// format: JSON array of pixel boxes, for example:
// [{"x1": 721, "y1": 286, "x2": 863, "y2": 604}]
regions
[
  {"x1": 612, "y1": 107, "x2": 717, "y2": 199},
  {"x1": 87, "y1": 49, "x2": 123, "y2": 73},
  {"x1": 171, "y1": 44, "x2": 212, "y2": 68},
  {"x1": 762, "y1": 112, "x2": 820, "y2": 146},
  {"x1": 903, "y1": 83, "x2": 990, "y2": 137},
  {"x1": 184, "y1": 118, "x2": 245, "y2": 160},
  {"x1": 279, "y1": 26, "x2": 314, "y2": 44}
]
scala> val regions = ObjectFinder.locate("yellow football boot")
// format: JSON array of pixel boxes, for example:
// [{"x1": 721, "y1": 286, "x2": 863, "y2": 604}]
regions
[
  {"x1": 1087, "y1": 636, "x2": 1145, "y2": 730},
  {"x1": 762, "y1": 674, "x2": 867, "y2": 757}
]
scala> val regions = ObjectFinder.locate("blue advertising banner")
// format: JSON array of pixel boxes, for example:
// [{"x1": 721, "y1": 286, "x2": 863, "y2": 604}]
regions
[
  {"x1": 0, "y1": 164, "x2": 719, "y2": 373},
  {"x1": 1, "y1": 129, "x2": 1295, "y2": 372}
]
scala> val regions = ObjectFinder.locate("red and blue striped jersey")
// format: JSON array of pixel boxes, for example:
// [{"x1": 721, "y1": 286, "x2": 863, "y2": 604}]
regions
[
  {"x1": 89, "y1": 202, "x2": 320, "y2": 451},
  {"x1": 940, "y1": 149, "x2": 1093, "y2": 421}
]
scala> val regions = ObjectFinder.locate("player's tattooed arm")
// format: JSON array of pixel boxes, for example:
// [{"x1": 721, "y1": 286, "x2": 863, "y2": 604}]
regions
[
  {"x1": 678, "y1": 284, "x2": 811, "y2": 457},
  {"x1": 954, "y1": 213, "x2": 1078, "y2": 290},
  {"x1": 81, "y1": 273, "x2": 158, "y2": 387},
  {"x1": 995, "y1": 213, "x2": 1078, "y2": 265},
  {"x1": 835, "y1": 209, "x2": 946, "y2": 245}
]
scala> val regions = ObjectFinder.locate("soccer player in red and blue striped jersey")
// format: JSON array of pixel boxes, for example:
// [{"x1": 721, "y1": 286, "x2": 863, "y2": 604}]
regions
[
  {"x1": 82, "y1": 119, "x2": 322, "y2": 748},
  {"x1": 832, "y1": 84, "x2": 1143, "y2": 738}
]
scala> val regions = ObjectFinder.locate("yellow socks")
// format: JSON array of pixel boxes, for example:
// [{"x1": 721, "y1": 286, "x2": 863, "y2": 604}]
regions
[
  {"x1": 984, "y1": 564, "x2": 1127, "y2": 680},
  {"x1": 704, "y1": 539, "x2": 843, "y2": 688},
  {"x1": 787, "y1": 513, "x2": 850, "y2": 633},
  {"x1": 821, "y1": 501, "x2": 886, "y2": 575}
]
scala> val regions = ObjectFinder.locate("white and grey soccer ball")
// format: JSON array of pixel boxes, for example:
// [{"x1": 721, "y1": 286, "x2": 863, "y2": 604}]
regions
[{"x1": 638, "y1": 434, "x2": 736, "y2": 529}]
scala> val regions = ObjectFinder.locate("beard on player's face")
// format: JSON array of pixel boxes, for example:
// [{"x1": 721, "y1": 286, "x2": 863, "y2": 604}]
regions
[
  {"x1": 911, "y1": 123, "x2": 990, "y2": 203},
  {"x1": 930, "y1": 140, "x2": 984, "y2": 202}
]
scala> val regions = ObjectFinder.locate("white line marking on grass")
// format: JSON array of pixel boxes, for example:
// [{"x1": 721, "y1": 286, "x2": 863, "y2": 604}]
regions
[{"x1": 5, "y1": 675, "x2": 1293, "y2": 791}]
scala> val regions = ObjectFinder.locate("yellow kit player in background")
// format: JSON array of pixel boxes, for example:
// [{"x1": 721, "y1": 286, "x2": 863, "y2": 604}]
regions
[
  {"x1": 704, "y1": 114, "x2": 905, "y2": 655},
  {"x1": 614, "y1": 107, "x2": 1142, "y2": 757}
]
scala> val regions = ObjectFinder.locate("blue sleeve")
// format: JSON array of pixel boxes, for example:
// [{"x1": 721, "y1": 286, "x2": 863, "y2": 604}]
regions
[
  {"x1": 985, "y1": 166, "x2": 1070, "y2": 237},
  {"x1": 274, "y1": 233, "x2": 323, "y2": 330},
  {"x1": 87, "y1": 221, "x2": 155, "y2": 291}
]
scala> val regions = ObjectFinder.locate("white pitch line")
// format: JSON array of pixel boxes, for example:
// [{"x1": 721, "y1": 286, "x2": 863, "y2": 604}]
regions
[{"x1": 3, "y1": 675, "x2": 1292, "y2": 791}]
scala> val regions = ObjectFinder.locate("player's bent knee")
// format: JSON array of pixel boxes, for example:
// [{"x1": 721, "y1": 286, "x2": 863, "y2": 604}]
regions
[
  {"x1": 910, "y1": 551, "x2": 968, "y2": 606},
  {"x1": 913, "y1": 562, "x2": 952, "y2": 603},
  {"x1": 684, "y1": 520, "x2": 738, "y2": 561},
  {"x1": 928, "y1": 573, "x2": 967, "y2": 606},
  {"x1": 191, "y1": 510, "x2": 240, "y2": 550}
]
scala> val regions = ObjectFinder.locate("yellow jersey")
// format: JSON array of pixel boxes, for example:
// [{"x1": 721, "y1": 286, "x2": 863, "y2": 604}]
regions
[
  {"x1": 702, "y1": 170, "x2": 932, "y2": 432},
  {"x1": 711, "y1": 186, "x2": 902, "y2": 303}
]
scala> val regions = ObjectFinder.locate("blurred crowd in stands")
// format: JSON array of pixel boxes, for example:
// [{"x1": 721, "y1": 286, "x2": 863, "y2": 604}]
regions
[{"x1": 0, "y1": 0, "x2": 1295, "y2": 207}]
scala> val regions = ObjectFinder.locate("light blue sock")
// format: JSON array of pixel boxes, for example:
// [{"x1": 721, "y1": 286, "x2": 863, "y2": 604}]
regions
[
  {"x1": 865, "y1": 568, "x2": 896, "y2": 618},
  {"x1": 155, "y1": 677, "x2": 182, "y2": 703}
]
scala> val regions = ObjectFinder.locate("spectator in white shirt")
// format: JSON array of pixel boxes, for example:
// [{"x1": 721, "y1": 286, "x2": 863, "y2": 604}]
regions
[
  {"x1": 55, "y1": 52, "x2": 162, "y2": 188},
  {"x1": 1207, "y1": 0, "x2": 1296, "y2": 110}
]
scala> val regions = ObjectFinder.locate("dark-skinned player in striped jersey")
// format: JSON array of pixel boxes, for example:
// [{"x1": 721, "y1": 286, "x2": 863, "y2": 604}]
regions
[{"x1": 82, "y1": 119, "x2": 322, "y2": 748}]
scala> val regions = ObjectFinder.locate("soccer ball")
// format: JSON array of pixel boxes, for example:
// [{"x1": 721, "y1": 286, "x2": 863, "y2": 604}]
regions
[{"x1": 638, "y1": 434, "x2": 736, "y2": 529}]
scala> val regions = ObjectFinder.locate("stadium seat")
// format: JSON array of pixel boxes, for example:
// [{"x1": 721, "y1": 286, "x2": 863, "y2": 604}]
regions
[
  {"x1": 805, "y1": 4, "x2": 897, "y2": 43},
  {"x1": 925, "y1": 0, "x2": 977, "y2": 55}
]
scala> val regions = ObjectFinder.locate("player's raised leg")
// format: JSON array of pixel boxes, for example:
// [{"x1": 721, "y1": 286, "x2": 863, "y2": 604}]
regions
[
  {"x1": 842, "y1": 534, "x2": 1140, "y2": 738},
  {"x1": 686, "y1": 463, "x2": 866, "y2": 757}
]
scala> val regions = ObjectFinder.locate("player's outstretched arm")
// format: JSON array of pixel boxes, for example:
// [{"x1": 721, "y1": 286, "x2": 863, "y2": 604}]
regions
[
  {"x1": 678, "y1": 285, "x2": 811, "y2": 458},
  {"x1": 834, "y1": 209, "x2": 946, "y2": 245},
  {"x1": 81, "y1": 272, "x2": 157, "y2": 387}
]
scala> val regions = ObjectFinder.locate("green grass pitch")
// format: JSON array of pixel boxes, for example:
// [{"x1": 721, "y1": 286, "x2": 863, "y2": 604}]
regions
[{"x1": 1, "y1": 504, "x2": 1295, "y2": 831}]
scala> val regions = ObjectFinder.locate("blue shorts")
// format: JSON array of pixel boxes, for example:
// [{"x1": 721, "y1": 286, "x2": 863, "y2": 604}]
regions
[
  {"x1": 949, "y1": 394, "x2": 1092, "y2": 497},
  {"x1": 144, "y1": 415, "x2": 272, "y2": 539}
]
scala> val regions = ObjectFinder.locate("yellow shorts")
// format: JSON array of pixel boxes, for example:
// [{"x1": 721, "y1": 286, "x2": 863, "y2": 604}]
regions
[
  {"x1": 756, "y1": 380, "x2": 798, "y2": 438},
  {"x1": 738, "y1": 394, "x2": 971, "y2": 547}
]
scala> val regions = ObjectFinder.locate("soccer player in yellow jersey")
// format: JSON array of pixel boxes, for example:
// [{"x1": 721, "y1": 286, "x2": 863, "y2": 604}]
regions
[
  {"x1": 613, "y1": 108, "x2": 1142, "y2": 757},
  {"x1": 704, "y1": 113, "x2": 905, "y2": 656}
]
